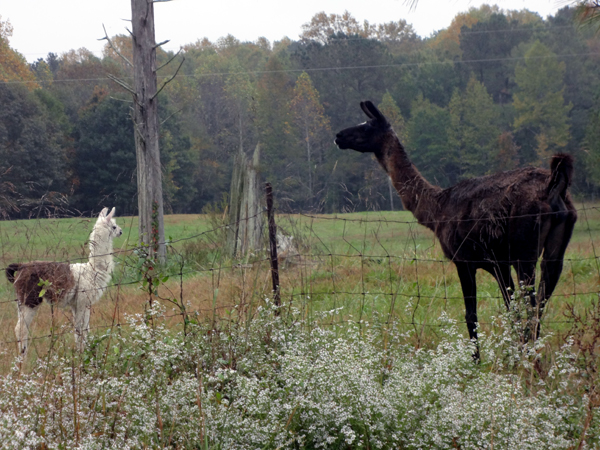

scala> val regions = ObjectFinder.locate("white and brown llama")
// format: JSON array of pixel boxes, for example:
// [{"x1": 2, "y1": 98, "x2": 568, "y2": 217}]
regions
[
  {"x1": 335, "y1": 101, "x2": 577, "y2": 357},
  {"x1": 6, "y1": 207, "x2": 122, "y2": 356}
]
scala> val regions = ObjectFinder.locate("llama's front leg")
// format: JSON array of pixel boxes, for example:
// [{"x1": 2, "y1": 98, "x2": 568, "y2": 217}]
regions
[
  {"x1": 15, "y1": 303, "x2": 38, "y2": 356},
  {"x1": 488, "y1": 262, "x2": 515, "y2": 310},
  {"x1": 455, "y1": 262, "x2": 480, "y2": 361},
  {"x1": 539, "y1": 216, "x2": 575, "y2": 313},
  {"x1": 515, "y1": 261, "x2": 538, "y2": 341},
  {"x1": 72, "y1": 303, "x2": 91, "y2": 351}
]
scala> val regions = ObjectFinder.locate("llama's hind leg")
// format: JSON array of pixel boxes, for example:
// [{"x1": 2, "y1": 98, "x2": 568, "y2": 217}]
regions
[
  {"x1": 72, "y1": 303, "x2": 91, "y2": 351},
  {"x1": 15, "y1": 303, "x2": 38, "y2": 356}
]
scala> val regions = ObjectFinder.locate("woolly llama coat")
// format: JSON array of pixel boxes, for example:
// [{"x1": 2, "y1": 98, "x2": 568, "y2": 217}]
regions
[
  {"x1": 6, "y1": 207, "x2": 122, "y2": 355},
  {"x1": 335, "y1": 101, "x2": 577, "y2": 354}
]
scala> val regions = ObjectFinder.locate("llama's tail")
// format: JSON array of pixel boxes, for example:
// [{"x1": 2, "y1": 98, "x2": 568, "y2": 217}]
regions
[
  {"x1": 547, "y1": 153, "x2": 574, "y2": 202},
  {"x1": 5, "y1": 263, "x2": 21, "y2": 284}
]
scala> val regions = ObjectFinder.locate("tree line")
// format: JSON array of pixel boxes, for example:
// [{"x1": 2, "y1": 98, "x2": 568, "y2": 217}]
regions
[{"x1": 1, "y1": 5, "x2": 600, "y2": 218}]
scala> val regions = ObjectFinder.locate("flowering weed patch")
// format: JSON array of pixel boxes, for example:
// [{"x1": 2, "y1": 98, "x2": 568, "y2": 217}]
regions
[{"x1": 0, "y1": 301, "x2": 597, "y2": 449}]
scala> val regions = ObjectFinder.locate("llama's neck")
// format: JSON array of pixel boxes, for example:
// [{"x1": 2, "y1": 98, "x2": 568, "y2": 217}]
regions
[
  {"x1": 375, "y1": 133, "x2": 442, "y2": 229},
  {"x1": 87, "y1": 228, "x2": 114, "y2": 274}
]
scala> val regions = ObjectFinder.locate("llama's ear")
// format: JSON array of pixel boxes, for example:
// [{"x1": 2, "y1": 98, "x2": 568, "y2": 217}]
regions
[
  {"x1": 98, "y1": 207, "x2": 109, "y2": 220},
  {"x1": 105, "y1": 207, "x2": 116, "y2": 222},
  {"x1": 360, "y1": 101, "x2": 376, "y2": 119},
  {"x1": 363, "y1": 101, "x2": 387, "y2": 124}
]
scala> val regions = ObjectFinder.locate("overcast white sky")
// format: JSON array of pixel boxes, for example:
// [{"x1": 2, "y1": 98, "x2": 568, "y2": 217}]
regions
[{"x1": 3, "y1": 0, "x2": 571, "y2": 62}]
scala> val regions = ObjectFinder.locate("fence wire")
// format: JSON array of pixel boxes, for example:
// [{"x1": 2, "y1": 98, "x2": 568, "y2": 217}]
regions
[{"x1": 0, "y1": 203, "x2": 598, "y2": 360}]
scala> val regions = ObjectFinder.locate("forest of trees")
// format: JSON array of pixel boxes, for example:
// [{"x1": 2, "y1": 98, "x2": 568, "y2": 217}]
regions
[{"x1": 2, "y1": 5, "x2": 600, "y2": 218}]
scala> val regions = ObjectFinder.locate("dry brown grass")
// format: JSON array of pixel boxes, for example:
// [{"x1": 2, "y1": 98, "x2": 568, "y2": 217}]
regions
[{"x1": 0, "y1": 259, "x2": 284, "y2": 371}]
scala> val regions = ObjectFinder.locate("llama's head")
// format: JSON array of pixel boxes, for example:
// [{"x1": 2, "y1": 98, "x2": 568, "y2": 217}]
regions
[
  {"x1": 94, "y1": 207, "x2": 123, "y2": 240},
  {"x1": 335, "y1": 101, "x2": 393, "y2": 154}
]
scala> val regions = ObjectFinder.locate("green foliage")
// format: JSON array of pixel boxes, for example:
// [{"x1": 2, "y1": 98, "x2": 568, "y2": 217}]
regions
[
  {"x1": 4, "y1": 6, "x2": 600, "y2": 218},
  {"x1": 49, "y1": 49, "x2": 112, "y2": 123},
  {"x1": 494, "y1": 131, "x2": 520, "y2": 172},
  {"x1": 448, "y1": 76, "x2": 502, "y2": 178},
  {"x1": 292, "y1": 33, "x2": 391, "y2": 128},
  {"x1": 289, "y1": 72, "x2": 331, "y2": 209},
  {"x1": 0, "y1": 83, "x2": 70, "y2": 216},
  {"x1": 158, "y1": 100, "x2": 197, "y2": 214},
  {"x1": 459, "y1": 12, "x2": 536, "y2": 103},
  {"x1": 583, "y1": 99, "x2": 600, "y2": 190},
  {"x1": 405, "y1": 95, "x2": 458, "y2": 187},
  {"x1": 513, "y1": 40, "x2": 572, "y2": 164},
  {"x1": 378, "y1": 91, "x2": 406, "y2": 140},
  {"x1": 408, "y1": 51, "x2": 461, "y2": 108},
  {"x1": 72, "y1": 94, "x2": 137, "y2": 214}
]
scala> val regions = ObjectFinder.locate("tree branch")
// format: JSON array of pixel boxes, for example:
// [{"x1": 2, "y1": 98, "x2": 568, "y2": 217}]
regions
[
  {"x1": 156, "y1": 48, "x2": 182, "y2": 72},
  {"x1": 154, "y1": 39, "x2": 170, "y2": 49},
  {"x1": 107, "y1": 74, "x2": 135, "y2": 95},
  {"x1": 160, "y1": 107, "x2": 183, "y2": 126},
  {"x1": 109, "y1": 96, "x2": 134, "y2": 104},
  {"x1": 151, "y1": 54, "x2": 185, "y2": 101},
  {"x1": 101, "y1": 24, "x2": 133, "y2": 67}
]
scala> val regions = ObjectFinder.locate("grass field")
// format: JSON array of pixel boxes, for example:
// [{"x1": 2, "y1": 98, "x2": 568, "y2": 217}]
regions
[{"x1": 0, "y1": 204, "x2": 598, "y2": 369}]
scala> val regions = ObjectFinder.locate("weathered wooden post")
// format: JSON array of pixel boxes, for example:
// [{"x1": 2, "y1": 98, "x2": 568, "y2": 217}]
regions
[
  {"x1": 265, "y1": 182, "x2": 280, "y2": 311},
  {"x1": 226, "y1": 143, "x2": 263, "y2": 257}
]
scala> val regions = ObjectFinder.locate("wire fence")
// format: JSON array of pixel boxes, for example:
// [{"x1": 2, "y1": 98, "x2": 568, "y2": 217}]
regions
[{"x1": 0, "y1": 198, "x2": 598, "y2": 366}]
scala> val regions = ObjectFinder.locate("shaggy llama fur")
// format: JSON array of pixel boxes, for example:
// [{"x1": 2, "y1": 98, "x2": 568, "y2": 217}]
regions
[{"x1": 335, "y1": 101, "x2": 577, "y2": 355}]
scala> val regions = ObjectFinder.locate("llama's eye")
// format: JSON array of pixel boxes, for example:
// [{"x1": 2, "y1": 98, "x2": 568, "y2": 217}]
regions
[{"x1": 112, "y1": 225, "x2": 116, "y2": 230}]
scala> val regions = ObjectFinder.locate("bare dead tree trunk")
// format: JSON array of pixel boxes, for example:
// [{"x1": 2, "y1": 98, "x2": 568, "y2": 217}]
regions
[
  {"x1": 226, "y1": 143, "x2": 263, "y2": 257},
  {"x1": 131, "y1": 0, "x2": 166, "y2": 262}
]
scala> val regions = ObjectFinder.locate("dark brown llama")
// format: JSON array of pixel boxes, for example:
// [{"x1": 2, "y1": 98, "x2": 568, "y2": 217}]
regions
[{"x1": 335, "y1": 101, "x2": 577, "y2": 351}]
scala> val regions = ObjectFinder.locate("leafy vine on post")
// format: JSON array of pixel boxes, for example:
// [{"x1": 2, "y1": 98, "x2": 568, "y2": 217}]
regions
[
  {"x1": 135, "y1": 201, "x2": 169, "y2": 323},
  {"x1": 152, "y1": 200, "x2": 160, "y2": 257}
]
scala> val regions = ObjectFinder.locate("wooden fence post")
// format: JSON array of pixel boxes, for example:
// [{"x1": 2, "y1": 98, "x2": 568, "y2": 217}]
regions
[{"x1": 265, "y1": 182, "x2": 280, "y2": 311}]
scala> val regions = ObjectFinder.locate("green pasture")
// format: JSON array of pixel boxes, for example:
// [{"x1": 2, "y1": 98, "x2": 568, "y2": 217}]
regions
[
  {"x1": 278, "y1": 205, "x2": 600, "y2": 341},
  {"x1": 0, "y1": 205, "x2": 597, "y2": 345},
  {"x1": 0, "y1": 204, "x2": 596, "y2": 264}
]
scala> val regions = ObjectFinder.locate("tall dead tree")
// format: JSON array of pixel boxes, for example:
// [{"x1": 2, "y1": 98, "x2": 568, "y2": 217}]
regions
[
  {"x1": 103, "y1": 1, "x2": 183, "y2": 263},
  {"x1": 131, "y1": 0, "x2": 166, "y2": 262}
]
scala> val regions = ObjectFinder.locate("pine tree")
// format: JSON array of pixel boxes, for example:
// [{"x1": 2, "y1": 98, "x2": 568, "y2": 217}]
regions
[
  {"x1": 378, "y1": 91, "x2": 406, "y2": 139},
  {"x1": 513, "y1": 40, "x2": 572, "y2": 164},
  {"x1": 405, "y1": 94, "x2": 457, "y2": 187},
  {"x1": 448, "y1": 75, "x2": 501, "y2": 178}
]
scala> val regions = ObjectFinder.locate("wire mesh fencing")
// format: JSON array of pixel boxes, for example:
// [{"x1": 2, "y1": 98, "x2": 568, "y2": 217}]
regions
[{"x1": 0, "y1": 200, "x2": 597, "y2": 369}]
